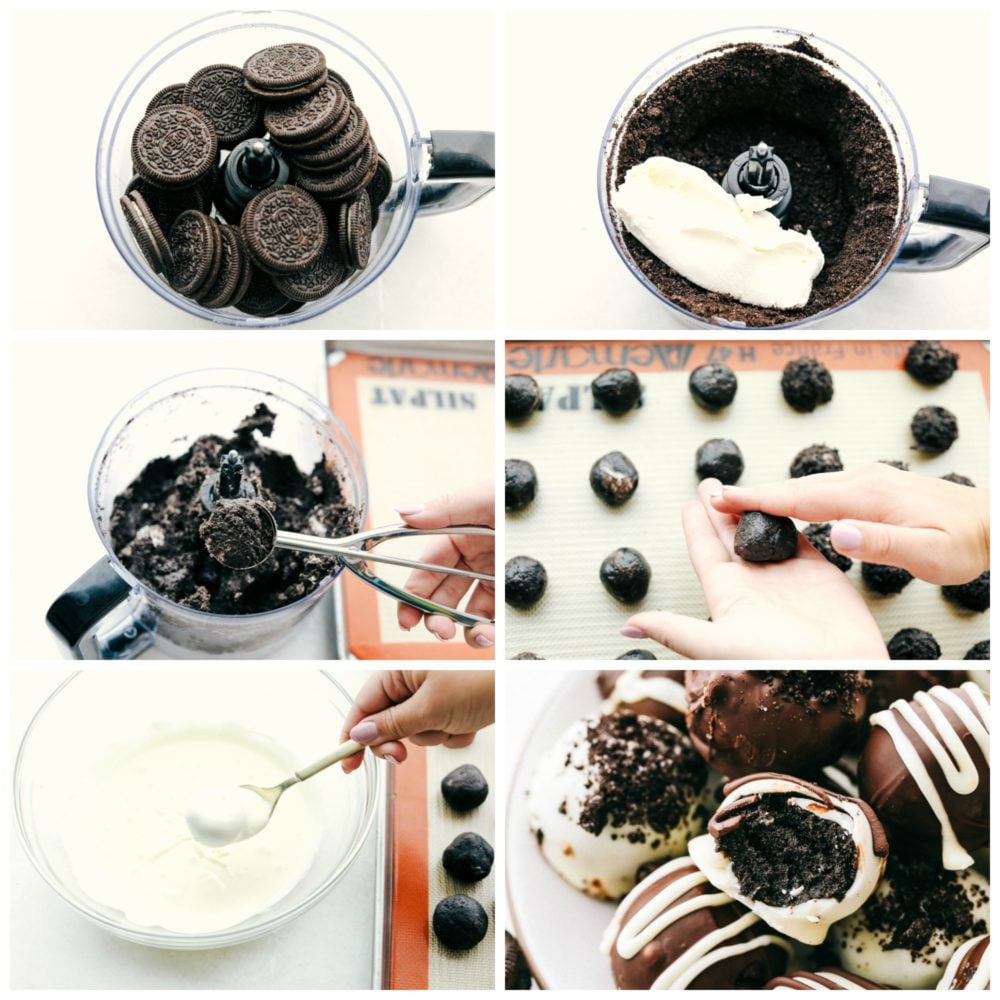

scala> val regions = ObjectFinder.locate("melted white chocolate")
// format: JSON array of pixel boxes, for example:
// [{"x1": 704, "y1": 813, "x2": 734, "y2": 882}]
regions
[
  {"x1": 936, "y1": 934, "x2": 990, "y2": 990},
  {"x1": 600, "y1": 670, "x2": 686, "y2": 717}
]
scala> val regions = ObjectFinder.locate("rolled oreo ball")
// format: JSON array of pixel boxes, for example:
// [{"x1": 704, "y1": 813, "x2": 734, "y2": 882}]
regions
[
  {"x1": 859, "y1": 682, "x2": 989, "y2": 870},
  {"x1": 597, "y1": 669, "x2": 687, "y2": 729},
  {"x1": 830, "y1": 853, "x2": 989, "y2": 990},
  {"x1": 688, "y1": 773, "x2": 889, "y2": 945},
  {"x1": 904, "y1": 340, "x2": 958, "y2": 385},
  {"x1": 766, "y1": 968, "x2": 891, "y2": 990},
  {"x1": 942, "y1": 472, "x2": 975, "y2": 487},
  {"x1": 505, "y1": 458, "x2": 537, "y2": 512},
  {"x1": 505, "y1": 374, "x2": 542, "y2": 422},
  {"x1": 936, "y1": 933, "x2": 990, "y2": 990},
  {"x1": 695, "y1": 438, "x2": 744, "y2": 485},
  {"x1": 886, "y1": 627, "x2": 940, "y2": 660},
  {"x1": 789, "y1": 443, "x2": 843, "y2": 478},
  {"x1": 911, "y1": 405, "x2": 958, "y2": 453},
  {"x1": 942, "y1": 570, "x2": 990, "y2": 612},
  {"x1": 689, "y1": 363, "x2": 737, "y2": 411},
  {"x1": 599, "y1": 547, "x2": 651, "y2": 603},
  {"x1": 802, "y1": 522, "x2": 852, "y2": 572},
  {"x1": 602, "y1": 856, "x2": 791, "y2": 989},
  {"x1": 526, "y1": 711, "x2": 707, "y2": 900},
  {"x1": 590, "y1": 450, "x2": 639, "y2": 505},
  {"x1": 964, "y1": 640, "x2": 990, "y2": 660},
  {"x1": 591, "y1": 367, "x2": 641, "y2": 415},
  {"x1": 781, "y1": 357, "x2": 833, "y2": 413},
  {"x1": 506, "y1": 556, "x2": 547, "y2": 608},
  {"x1": 617, "y1": 649, "x2": 657, "y2": 660},
  {"x1": 734, "y1": 511, "x2": 798, "y2": 562},
  {"x1": 861, "y1": 562, "x2": 913, "y2": 595},
  {"x1": 685, "y1": 671, "x2": 870, "y2": 779}
]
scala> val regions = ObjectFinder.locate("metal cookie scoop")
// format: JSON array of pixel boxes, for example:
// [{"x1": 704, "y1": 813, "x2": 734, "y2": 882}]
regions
[
  {"x1": 185, "y1": 738, "x2": 363, "y2": 847},
  {"x1": 201, "y1": 497, "x2": 495, "y2": 628}
]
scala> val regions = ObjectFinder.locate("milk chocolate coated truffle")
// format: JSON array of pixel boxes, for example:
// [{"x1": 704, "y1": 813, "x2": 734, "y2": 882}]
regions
[
  {"x1": 688, "y1": 774, "x2": 888, "y2": 945},
  {"x1": 685, "y1": 671, "x2": 870, "y2": 779},
  {"x1": 597, "y1": 669, "x2": 687, "y2": 729},
  {"x1": 766, "y1": 968, "x2": 891, "y2": 989},
  {"x1": 830, "y1": 853, "x2": 989, "y2": 990},
  {"x1": 859, "y1": 682, "x2": 989, "y2": 870},
  {"x1": 527, "y1": 712, "x2": 707, "y2": 900},
  {"x1": 603, "y1": 857, "x2": 791, "y2": 989},
  {"x1": 867, "y1": 669, "x2": 968, "y2": 714}
]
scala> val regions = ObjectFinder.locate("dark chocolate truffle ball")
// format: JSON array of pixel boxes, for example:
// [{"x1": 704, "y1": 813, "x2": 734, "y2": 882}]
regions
[
  {"x1": 886, "y1": 627, "x2": 941, "y2": 660},
  {"x1": 513, "y1": 651, "x2": 544, "y2": 659},
  {"x1": 879, "y1": 458, "x2": 910, "y2": 471},
  {"x1": 861, "y1": 562, "x2": 914, "y2": 595},
  {"x1": 505, "y1": 931, "x2": 533, "y2": 990},
  {"x1": 964, "y1": 640, "x2": 990, "y2": 660},
  {"x1": 607, "y1": 858, "x2": 789, "y2": 989},
  {"x1": 685, "y1": 670, "x2": 871, "y2": 779},
  {"x1": 689, "y1": 363, "x2": 738, "y2": 411},
  {"x1": 505, "y1": 556, "x2": 547, "y2": 608},
  {"x1": 781, "y1": 357, "x2": 833, "y2": 413},
  {"x1": 505, "y1": 374, "x2": 542, "y2": 422},
  {"x1": 617, "y1": 649, "x2": 657, "y2": 660},
  {"x1": 859, "y1": 683, "x2": 989, "y2": 869},
  {"x1": 911, "y1": 405, "x2": 958, "y2": 453},
  {"x1": 590, "y1": 450, "x2": 639, "y2": 505},
  {"x1": 830, "y1": 852, "x2": 989, "y2": 989},
  {"x1": 904, "y1": 340, "x2": 958, "y2": 385},
  {"x1": 441, "y1": 764, "x2": 489, "y2": 811},
  {"x1": 505, "y1": 459, "x2": 537, "y2": 512},
  {"x1": 695, "y1": 438, "x2": 744, "y2": 485},
  {"x1": 592, "y1": 367, "x2": 641, "y2": 415},
  {"x1": 442, "y1": 832, "x2": 494, "y2": 882},
  {"x1": 802, "y1": 522, "x2": 852, "y2": 572},
  {"x1": 599, "y1": 547, "x2": 651, "y2": 603},
  {"x1": 432, "y1": 894, "x2": 488, "y2": 950},
  {"x1": 942, "y1": 472, "x2": 975, "y2": 487},
  {"x1": 867, "y1": 669, "x2": 968, "y2": 715},
  {"x1": 789, "y1": 443, "x2": 843, "y2": 478},
  {"x1": 734, "y1": 511, "x2": 798, "y2": 562},
  {"x1": 597, "y1": 669, "x2": 686, "y2": 728},
  {"x1": 942, "y1": 571, "x2": 990, "y2": 612}
]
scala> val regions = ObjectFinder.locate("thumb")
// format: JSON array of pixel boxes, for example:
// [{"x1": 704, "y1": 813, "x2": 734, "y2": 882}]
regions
[
  {"x1": 348, "y1": 692, "x2": 432, "y2": 747},
  {"x1": 829, "y1": 521, "x2": 950, "y2": 582},
  {"x1": 622, "y1": 612, "x2": 722, "y2": 660}
]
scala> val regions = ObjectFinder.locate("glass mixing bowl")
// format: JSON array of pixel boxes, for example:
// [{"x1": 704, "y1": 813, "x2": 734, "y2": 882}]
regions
[
  {"x1": 97, "y1": 10, "x2": 493, "y2": 327},
  {"x1": 47, "y1": 369, "x2": 367, "y2": 659},
  {"x1": 13, "y1": 671, "x2": 382, "y2": 949},
  {"x1": 599, "y1": 26, "x2": 989, "y2": 330}
]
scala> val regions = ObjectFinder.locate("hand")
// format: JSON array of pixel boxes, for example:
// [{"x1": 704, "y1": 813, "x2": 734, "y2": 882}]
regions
[
  {"x1": 710, "y1": 463, "x2": 989, "y2": 585},
  {"x1": 395, "y1": 481, "x2": 495, "y2": 649},
  {"x1": 340, "y1": 670, "x2": 495, "y2": 772},
  {"x1": 621, "y1": 478, "x2": 888, "y2": 660}
]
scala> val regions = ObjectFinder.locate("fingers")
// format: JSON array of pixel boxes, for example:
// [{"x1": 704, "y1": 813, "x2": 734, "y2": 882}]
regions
[
  {"x1": 408, "y1": 730, "x2": 476, "y2": 748},
  {"x1": 697, "y1": 477, "x2": 739, "y2": 555},
  {"x1": 463, "y1": 583, "x2": 496, "y2": 649},
  {"x1": 342, "y1": 740, "x2": 407, "y2": 773},
  {"x1": 347, "y1": 689, "x2": 429, "y2": 746},
  {"x1": 621, "y1": 611, "x2": 724, "y2": 659},
  {"x1": 830, "y1": 520, "x2": 955, "y2": 583},
  {"x1": 396, "y1": 480, "x2": 495, "y2": 529},
  {"x1": 681, "y1": 494, "x2": 732, "y2": 581}
]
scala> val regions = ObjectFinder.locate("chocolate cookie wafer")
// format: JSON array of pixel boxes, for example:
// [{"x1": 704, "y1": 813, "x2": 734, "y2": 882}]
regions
[
  {"x1": 243, "y1": 42, "x2": 326, "y2": 95},
  {"x1": 272, "y1": 246, "x2": 349, "y2": 302},
  {"x1": 366, "y1": 154, "x2": 392, "y2": 207},
  {"x1": 119, "y1": 190, "x2": 174, "y2": 274},
  {"x1": 333, "y1": 191, "x2": 372, "y2": 269},
  {"x1": 184, "y1": 63, "x2": 263, "y2": 149},
  {"x1": 235, "y1": 264, "x2": 293, "y2": 316},
  {"x1": 145, "y1": 82, "x2": 185, "y2": 114},
  {"x1": 167, "y1": 209, "x2": 220, "y2": 298},
  {"x1": 287, "y1": 104, "x2": 369, "y2": 168},
  {"x1": 198, "y1": 224, "x2": 245, "y2": 308},
  {"x1": 295, "y1": 140, "x2": 378, "y2": 201},
  {"x1": 240, "y1": 184, "x2": 328, "y2": 274},
  {"x1": 132, "y1": 105, "x2": 218, "y2": 189},
  {"x1": 264, "y1": 80, "x2": 349, "y2": 145},
  {"x1": 126, "y1": 175, "x2": 210, "y2": 230}
]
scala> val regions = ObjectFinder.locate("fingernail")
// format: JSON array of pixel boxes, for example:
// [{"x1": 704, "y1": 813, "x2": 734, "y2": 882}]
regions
[
  {"x1": 395, "y1": 505, "x2": 423, "y2": 516},
  {"x1": 830, "y1": 522, "x2": 863, "y2": 551},
  {"x1": 474, "y1": 634, "x2": 493, "y2": 648},
  {"x1": 620, "y1": 625, "x2": 646, "y2": 638},
  {"x1": 383, "y1": 756, "x2": 400, "y2": 766},
  {"x1": 349, "y1": 720, "x2": 378, "y2": 744},
  {"x1": 431, "y1": 628, "x2": 448, "y2": 641}
]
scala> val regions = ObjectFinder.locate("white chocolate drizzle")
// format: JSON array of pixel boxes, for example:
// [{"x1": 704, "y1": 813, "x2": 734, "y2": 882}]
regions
[
  {"x1": 870, "y1": 683, "x2": 989, "y2": 870},
  {"x1": 936, "y1": 934, "x2": 990, "y2": 991},
  {"x1": 601, "y1": 670, "x2": 686, "y2": 717},
  {"x1": 602, "y1": 856, "x2": 792, "y2": 989}
]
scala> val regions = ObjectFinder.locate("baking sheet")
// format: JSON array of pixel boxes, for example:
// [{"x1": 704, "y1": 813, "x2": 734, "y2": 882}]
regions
[{"x1": 505, "y1": 341, "x2": 989, "y2": 660}]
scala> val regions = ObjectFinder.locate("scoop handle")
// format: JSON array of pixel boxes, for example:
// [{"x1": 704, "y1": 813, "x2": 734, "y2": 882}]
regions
[{"x1": 292, "y1": 739, "x2": 365, "y2": 783}]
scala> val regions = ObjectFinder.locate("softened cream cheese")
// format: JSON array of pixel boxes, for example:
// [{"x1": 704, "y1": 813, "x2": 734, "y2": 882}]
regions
[
  {"x1": 61, "y1": 724, "x2": 322, "y2": 934},
  {"x1": 612, "y1": 156, "x2": 824, "y2": 310}
]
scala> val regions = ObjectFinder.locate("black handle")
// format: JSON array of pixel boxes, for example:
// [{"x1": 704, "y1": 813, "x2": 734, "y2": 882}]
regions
[
  {"x1": 428, "y1": 130, "x2": 495, "y2": 180},
  {"x1": 921, "y1": 175, "x2": 990, "y2": 233},
  {"x1": 895, "y1": 175, "x2": 990, "y2": 272},
  {"x1": 46, "y1": 558, "x2": 131, "y2": 654}
]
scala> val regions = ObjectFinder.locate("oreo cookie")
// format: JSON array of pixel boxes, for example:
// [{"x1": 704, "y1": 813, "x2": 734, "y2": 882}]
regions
[
  {"x1": 131, "y1": 105, "x2": 218, "y2": 189},
  {"x1": 167, "y1": 210, "x2": 220, "y2": 298},
  {"x1": 334, "y1": 191, "x2": 372, "y2": 269},
  {"x1": 243, "y1": 43, "x2": 327, "y2": 95},
  {"x1": 263, "y1": 80, "x2": 349, "y2": 145},
  {"x1": 240, "y1": 184, "x2": 328, "y2": 274},
  {"x1": 367, "y1": 154, "x2": 392, "y2": 206},
  {"x1": 145, "y1": 82, "x2": 185, "y2": 114},
  {"x1": 295, "y1": 140, "x2": 378, "y2": 201},
  {"x1": 119, "y1": 190, "x2": 174, "y2": 274},
  {"x1": 272, "y1": 246, "x2": 349, "y2": 302},
  {"x1": 184, "y1": 63, "x2": 263, "y2": 149},
  {"x1": 198, "y1": 224, "x2": 245, "y2": 308},
  {"x1": 235, "y1": 264, "x2": 292, "y2": 317},
  {"x1": 288, "y1": 105, "x2": 369, "y2": 168}
]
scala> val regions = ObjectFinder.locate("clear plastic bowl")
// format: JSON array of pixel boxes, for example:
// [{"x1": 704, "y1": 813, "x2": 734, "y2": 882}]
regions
[
  {"x1": 14, "y1": 671, "x2": 381, "y2": 949},
  {"x1": 598, "y1": 26, "x2": 921, "y2": 330},
  {"x1": 97, "y1": 10, "x2": 425, "y2": 327}
]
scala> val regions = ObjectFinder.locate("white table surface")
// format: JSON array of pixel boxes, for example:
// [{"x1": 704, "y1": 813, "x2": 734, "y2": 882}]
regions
[
  {"x1": 10, "y1": 10, "x2": 494, "y2": 331},
  {"x1": 10, "y1": 669, "x2": 386, "y2": 989},
  {"x1": 504, "y1": 10, "x2": 989, "y2": 330}
]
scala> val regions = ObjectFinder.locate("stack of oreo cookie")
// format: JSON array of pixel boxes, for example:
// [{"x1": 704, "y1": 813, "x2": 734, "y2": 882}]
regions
[{"x1": 119, "y1": 41, "x2": 391, "y2": 318}]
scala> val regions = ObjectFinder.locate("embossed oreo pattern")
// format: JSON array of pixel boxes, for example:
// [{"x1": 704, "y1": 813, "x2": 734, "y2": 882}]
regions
[
  {"x1": 132, "y1": 106, "x2": 218, "y2": 188},
  {"x1": 184, "y1": 64, "x2": 262, "y2": 148},
  {"x1": 272, "y1": 247, "x2": 348, "y2": 302},
  {"x1": 290, "y1": 105, "x2": 368, "y2": 166},
  {"x1": 263, "y1": 81, "x2": 347, "y2": 143},
  {"x1": 243, "y1": 43, "x2": 326, "y2": 90},
  {"x1": 145, "y1": 82, "x2": 185, "y2": 114},
  {"x1": 240, "y1": 185, "x2": 328, "y2": 274},
  {"x1": 367, "y1": 154, "x2": 392, "y2": 206}
]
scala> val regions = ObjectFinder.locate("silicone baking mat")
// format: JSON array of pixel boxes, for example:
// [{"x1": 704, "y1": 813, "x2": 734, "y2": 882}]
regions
[
  {"x1": 505, "y1": 340, "x2": 989, "y2": 660},
  {"x1": 386, "y1": 730, "x2": 496, "y2": 990},
  {"x1": 327, "y1": 347, "x2": 494, "y2": 660}
]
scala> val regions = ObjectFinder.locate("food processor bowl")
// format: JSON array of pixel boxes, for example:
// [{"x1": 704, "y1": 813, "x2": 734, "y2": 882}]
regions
[
  {"x1": 97, "y1": 10, "x2": 494, "y2": 327},
  {"x1": 599, "y1": 26, "x2": 989, "y2": 330},
  {"x1": 14, "y1": 671, "x2": 381, "y2": 949},
  {"x1": 47, "y1": 369, "x2": 367, "y2": 659}
]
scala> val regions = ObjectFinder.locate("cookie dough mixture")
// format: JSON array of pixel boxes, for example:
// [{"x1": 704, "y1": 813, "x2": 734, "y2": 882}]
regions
[
  {"x1": 110, "y1": 404, "x2": 359, "y2": 614},
  {"x1": 60, "y1": 723, "x2": 323, "y2": 933},
  {"x1": 610, "y1": 39, "x2": 901, "y2": 325}
]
